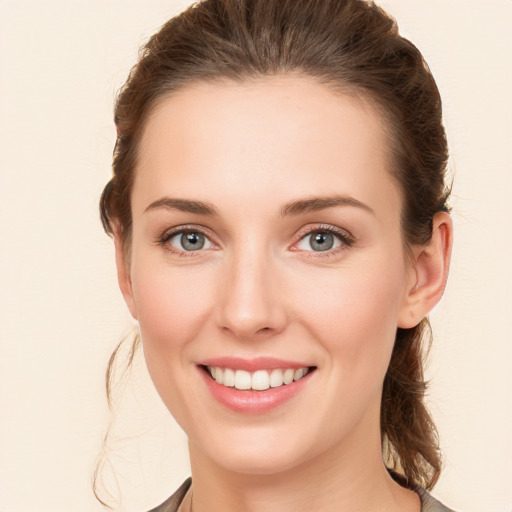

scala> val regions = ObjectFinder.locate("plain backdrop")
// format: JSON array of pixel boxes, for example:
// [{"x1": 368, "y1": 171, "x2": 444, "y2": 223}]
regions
[{"x1": 0, "y1": 1, "x2": 511, "y2": 511}]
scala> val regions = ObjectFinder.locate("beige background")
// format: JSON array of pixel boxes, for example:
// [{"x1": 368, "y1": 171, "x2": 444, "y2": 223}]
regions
[{"x1": 0, "y1": 1, "x2": 511, "y2": 511}]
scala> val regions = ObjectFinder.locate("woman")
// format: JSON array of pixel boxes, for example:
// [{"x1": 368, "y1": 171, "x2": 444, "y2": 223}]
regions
[{"x1": 99, "y1": 0, "x2": 454, "y2": 510}]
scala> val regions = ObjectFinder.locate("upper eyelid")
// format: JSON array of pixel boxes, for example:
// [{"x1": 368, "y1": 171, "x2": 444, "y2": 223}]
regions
[
  {"x1": 293, "y1": 224, "x2": 354, "y2": 242},
  {"x1": 160, "y1": 224, "x2": 215, "y2": 240}
]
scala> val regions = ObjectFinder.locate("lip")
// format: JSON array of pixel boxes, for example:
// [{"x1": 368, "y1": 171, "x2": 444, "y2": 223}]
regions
[
  {"x1": 197, "y1": 359, "x2": 315, "y2": 413},
  {"x1": 199, "y1": 356, "x2": 310, "y2": 372}
]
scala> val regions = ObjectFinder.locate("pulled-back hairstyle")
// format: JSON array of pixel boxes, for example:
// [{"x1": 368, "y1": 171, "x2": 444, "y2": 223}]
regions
[{"x1": 100, "y1": 0, "x2": 450, "y2": 493}]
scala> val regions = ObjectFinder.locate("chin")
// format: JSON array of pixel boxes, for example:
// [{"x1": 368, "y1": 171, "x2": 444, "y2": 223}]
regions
[
  {"x1": 213, "y1": 448, "x2": 307, "y2": 476},
  {"x1": 189, "y1": 422, "x2": 326, "y2": 477}
]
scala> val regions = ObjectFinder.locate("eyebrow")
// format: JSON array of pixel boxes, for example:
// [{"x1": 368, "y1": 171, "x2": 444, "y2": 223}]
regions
[
  {"x1": 144, "y1": 194, "x2": 374, "y2": 217},
  {"x1": 144, "y1": 197, "x2": 219, "y2": 216},
  {"x1": 280, "y1": 195, "x2": 374, "y2": 217}
]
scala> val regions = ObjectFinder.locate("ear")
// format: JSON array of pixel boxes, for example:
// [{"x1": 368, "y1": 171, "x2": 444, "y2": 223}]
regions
[
  {"x1": 112, "y1": 223, "x2": 138, "y2": 320},
  {"x1": 398, "y1": 212, "x2": 453, "y2": 328}
]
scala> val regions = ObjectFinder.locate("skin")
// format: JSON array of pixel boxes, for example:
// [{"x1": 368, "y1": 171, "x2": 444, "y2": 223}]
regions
[{"x1": 114, "y1": 75, "x2": 452, "y2": 512}]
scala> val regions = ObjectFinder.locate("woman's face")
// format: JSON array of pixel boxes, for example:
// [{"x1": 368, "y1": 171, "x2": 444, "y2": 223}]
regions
[{"x1": 119, "y1": 75, "x2": 418, "y2": 475}]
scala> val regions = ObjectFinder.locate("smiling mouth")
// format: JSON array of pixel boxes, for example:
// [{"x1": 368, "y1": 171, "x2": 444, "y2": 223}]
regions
[{"x1": 202, "y1": 365, "x2": 316, "y2": 391}]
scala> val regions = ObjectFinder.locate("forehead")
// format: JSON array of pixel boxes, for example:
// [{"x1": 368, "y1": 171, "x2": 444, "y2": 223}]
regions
[{"x1": 133, "y1": 74, "x2": 401, "y2": 220}]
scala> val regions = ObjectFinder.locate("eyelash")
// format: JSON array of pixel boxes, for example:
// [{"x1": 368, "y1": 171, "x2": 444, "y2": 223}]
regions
[
  {"x1": 294, "y1": 224, "x2": 355, "y2": 256},
  {"x1": 156, "y1": 224, "x2": 355, "y2": 258},
  {"x1": 157, "y1": 225, "x2": 214, "y2": 258}
]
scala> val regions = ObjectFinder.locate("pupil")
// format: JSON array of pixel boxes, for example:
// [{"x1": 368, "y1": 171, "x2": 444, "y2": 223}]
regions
[
  {"x1": 181, "y1": 232, "x2": 205, "y2": 251},
  {"x1": 311, "y1": 232, "x2": 333, "y2": 251}
]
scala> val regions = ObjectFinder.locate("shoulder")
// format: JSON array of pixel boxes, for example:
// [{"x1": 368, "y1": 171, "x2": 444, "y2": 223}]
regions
[
  {"x1": 147, "y1": 477, "x2": 459, "y2": 512},
  {"x1": 146, "y1": 477, "x2": 192, "y2": 512},
  {"x1": 416, "y1": 486, "x2": 458, "y2": 512}
]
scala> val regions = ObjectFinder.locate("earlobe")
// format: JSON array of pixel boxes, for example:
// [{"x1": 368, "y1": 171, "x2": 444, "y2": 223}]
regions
[
  {"x1": 112, "y1": 224, "x2": 138, "y2": 320},
  {"x1": 398, "y1": 212, "x2": 453, "y2": 328}
]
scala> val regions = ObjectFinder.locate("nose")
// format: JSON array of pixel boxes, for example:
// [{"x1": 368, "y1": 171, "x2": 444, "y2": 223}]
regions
[{"x1": 215, "y1": 246, "x2": 287, "y2": 340}]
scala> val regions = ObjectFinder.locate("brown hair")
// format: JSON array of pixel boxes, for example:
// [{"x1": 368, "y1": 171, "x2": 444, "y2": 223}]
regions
[{"x1": 100, "y1": 0, "x2": 450, "y2": 492}]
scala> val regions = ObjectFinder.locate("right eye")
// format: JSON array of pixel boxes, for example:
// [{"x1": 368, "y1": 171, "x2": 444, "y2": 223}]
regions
[{"x1": 161, "y1": 229, "x2": 215, "y2": 254}]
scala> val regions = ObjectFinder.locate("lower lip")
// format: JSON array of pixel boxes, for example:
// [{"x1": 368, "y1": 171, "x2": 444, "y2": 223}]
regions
[{"x1": 199, "y1": 367, "x2": 314, "y2": 413}]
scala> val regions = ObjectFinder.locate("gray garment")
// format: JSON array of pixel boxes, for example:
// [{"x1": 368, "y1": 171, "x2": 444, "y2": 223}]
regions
[
  {"x1": 147, "y1": 477, "x2": 457, "y2": 512},
  {"x1": 147, "y1": 478, "x2": 191, "y2": 512},
  {"x1": 415, "y1": 485, "x2": 457, "y2": 512}
]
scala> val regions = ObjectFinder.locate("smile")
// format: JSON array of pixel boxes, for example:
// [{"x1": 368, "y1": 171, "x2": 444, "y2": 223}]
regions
[
  {"x1": 206, "y1": 366, "x2": 311, "y2": 391},
  {"x1": 198, "y1": 359, "x2": 317, "y2": 413}
]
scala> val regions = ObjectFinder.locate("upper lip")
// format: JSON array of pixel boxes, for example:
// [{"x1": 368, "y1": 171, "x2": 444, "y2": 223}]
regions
[{"x1": 198, "y1": 356, "x2": 313, "y2": 372}]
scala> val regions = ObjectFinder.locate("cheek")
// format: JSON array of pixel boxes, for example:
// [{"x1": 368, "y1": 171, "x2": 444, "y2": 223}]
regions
[
  {"x1": 128, "y1": 262, "x2": 222, "y2": 428},
  {"x1": 290, "y1": 257, "x2": 407, "y2": 376},
  {"x1": 130, "y1": 263, "x2": 216, "y2": 367}
]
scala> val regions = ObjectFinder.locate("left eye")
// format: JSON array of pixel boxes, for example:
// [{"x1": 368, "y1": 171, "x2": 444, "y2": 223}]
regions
[
  {"x1": 168, "y1": 231, "x2": 214, "y2": 252},
  {"x1": 296, "y1": 230, "x2": 343, "y2": 252}
]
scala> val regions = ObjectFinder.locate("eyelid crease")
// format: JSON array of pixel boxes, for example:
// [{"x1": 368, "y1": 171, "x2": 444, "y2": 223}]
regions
[
  {"x1": 157, "y1": 223, "x2": 214, "y2": 241},
  {"x1": 293, "y1": 223, "x2": 355, "y2": 245}
]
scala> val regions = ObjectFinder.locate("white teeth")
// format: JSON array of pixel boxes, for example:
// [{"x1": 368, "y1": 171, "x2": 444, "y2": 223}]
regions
[
  {"x1": 206, "y1": 366, "x2": 310, "y2": 390},
  {"x1": 294, "y1": 368, "x2": 307, "y2": 381},
  {"x1": 214, "y1": 367, "x2": 223, "y2": 384},
  {"x1": 223, "y1": 367, "x2": 235, "y2": 387},
  {"x1": 234, "y1": 370, "x2": 252, "y2": 390},
  {"x1": 283, "y1": 368, "x2": 295, "y2": 384},
  {"x1": 252, "y1": 370, "x2": 270, "y2": 391},
  {"x1": 269, "y1": 369, "x2": 284, "y2": 388}
]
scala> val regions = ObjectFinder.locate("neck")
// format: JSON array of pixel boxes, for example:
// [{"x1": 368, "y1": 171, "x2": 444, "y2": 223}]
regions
[{"x1": 187, "y1": 426, "x2": 420, "y2": 512}]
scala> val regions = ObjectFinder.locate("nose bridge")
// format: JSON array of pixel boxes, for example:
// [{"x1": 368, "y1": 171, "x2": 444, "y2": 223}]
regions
[{"x1": 216, "y1": 237, "x2": 285, "y2": 339}]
